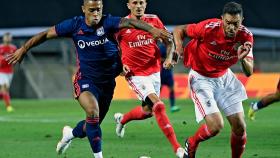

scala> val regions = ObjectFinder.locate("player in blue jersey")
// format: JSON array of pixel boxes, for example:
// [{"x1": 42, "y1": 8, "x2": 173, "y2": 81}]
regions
[
  {"x1": 6, "y1": 0, "x2": 172, "y2": 157},
  {"x1": 158, "y1": 42, "x2": 180, "y2": 112}
]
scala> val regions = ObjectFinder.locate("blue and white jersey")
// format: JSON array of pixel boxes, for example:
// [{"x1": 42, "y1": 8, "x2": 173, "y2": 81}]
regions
[{"x1": 55, "y1": 15, "x2": 122, "y2": 84}]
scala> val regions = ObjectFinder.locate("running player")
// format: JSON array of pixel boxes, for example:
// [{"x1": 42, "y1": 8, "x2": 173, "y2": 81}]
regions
[
  {"x1": 248, "y1": 78, "x2": 280, "y2": 120},
  {"x1": 158, "y1": 42, "x2": 180, "y2": 112},
  {"x1": 0, "y1": 32, "x2": 16, "y2": 112},
  {"x1": 173, "y1": 2, "x2": 254, "y2": 158},
  {"x1": 6, "y1": 0, "x2": 172, "y2": 157},
  {"x1": 113, "y1": 0, "x2": 184, "y2": 157}
]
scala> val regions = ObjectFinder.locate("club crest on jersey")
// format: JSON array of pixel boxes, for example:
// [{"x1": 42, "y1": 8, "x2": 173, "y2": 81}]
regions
[{"x1": 96, "y1": 27, "x2": 105, "y2": 36}]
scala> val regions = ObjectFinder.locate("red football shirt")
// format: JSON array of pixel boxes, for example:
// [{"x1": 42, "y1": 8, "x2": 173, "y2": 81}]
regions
[
  {"x1": 116, "y1": 14, "x2": 166, "y2": 76},
  {"x1": 0, "y1": 44, "x2": 17, "y2": 73},
  {"x1": 184, "y1": 18, "x2": 254, "y2": 78}
]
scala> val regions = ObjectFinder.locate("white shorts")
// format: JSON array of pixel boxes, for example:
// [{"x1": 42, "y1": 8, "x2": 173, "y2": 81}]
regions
[
  {"x1": 0, "y1": 73, "x2": 13, "y2": 87},
  {"x1": 188, "y1": 69, "x2": 247, "y2": 123},
  {"x1": 126, "y1": 72, "x2": 161, "y2": 101}
]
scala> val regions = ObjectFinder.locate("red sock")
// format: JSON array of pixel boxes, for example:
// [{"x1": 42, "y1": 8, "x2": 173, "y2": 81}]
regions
[
  {"x1": 190, "y1": 124, "x2": 215, "y2": 146},
  {"x1": 2, "y1": 92, "x2": 11, "y2": 108},
  {"x1": 121, "y1": 106, "x2": 152, "y2": 125},
  {"x1": 153, "y1": 101, "x2": 180, "y2": 152},
  {"x1": 231, "y1": 132, "x2": 247, "y2": 158}
]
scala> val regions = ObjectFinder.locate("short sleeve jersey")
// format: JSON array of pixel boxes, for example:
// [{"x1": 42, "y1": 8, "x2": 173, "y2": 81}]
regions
[
  {"x1": 184, "y1": 18, "x2": 254, "y2": 77},
  {"x1": 55, "y1": 15, "x2": 122, "y2": 84},
  {"x1": 0, "y1": 44, "x2": 17, "y2": 73},
  {"x1": 116, "y1": 14, "x2": 166, "y2": 76}
]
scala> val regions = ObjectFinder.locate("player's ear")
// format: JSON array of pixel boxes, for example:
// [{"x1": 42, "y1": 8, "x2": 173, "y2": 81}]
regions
[
  {"x1": 81, "y1": 5, "x2": 85, "y2": 13},
  {"x1": 127, "y1": 3, "x2": 130, "y2": 10}
]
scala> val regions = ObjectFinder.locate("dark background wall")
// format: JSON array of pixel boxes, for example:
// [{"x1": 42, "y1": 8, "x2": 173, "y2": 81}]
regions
[{"x1": 0, "y1": 0, "x2": 279, "y2": 29}]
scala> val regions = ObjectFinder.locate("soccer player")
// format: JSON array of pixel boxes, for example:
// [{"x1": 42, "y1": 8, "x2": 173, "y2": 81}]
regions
[
  {"x1": 113, "y1": 0, "x2": 184, "y2": 157},
  {"x1": 173, "y1": 2, "x2": 254, "y2": 158},
  {"x1": 6, "y1": 0, "x2": 172, "y2": 157},
  {"x1": 248, "y1": 78, "x2": 280, "y2": 120},
  {"x1": 0, "y1": 32, "x2": 16, "y2": 112},
  {"x1": 158, "y1": 42, "x2": 180, "y2": 112}
]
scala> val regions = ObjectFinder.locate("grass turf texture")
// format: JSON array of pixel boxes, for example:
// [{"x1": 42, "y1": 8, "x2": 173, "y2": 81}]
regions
[{"x1": 0, "y1": 99, "x2": 279, "y2": 158}]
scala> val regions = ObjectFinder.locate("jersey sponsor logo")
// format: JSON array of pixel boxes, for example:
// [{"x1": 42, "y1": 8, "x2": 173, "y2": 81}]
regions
[
  {"x1": 77, "y1": 38, "x2": 109, "y2": 49},
  {"x1": 208, "y1": 51, "x2": 237, "y2": 61},
  {"x1": 96, "y1": 27, "x2": 105, "y2": 36},
  {"x1": 128, "y1": 35, "x2": 154, "y2": 48}
]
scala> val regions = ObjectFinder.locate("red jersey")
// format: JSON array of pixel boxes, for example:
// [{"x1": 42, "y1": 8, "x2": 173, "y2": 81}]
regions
[
  {"x1": 0, "y1": 44, "x2": 17, "y2": 73},
  {"x1": 184, "y1": 18, "x2": 254, "y2": 78},
  {"x1": 116, "y1": 14, "x2": 166, "y2": 76}
]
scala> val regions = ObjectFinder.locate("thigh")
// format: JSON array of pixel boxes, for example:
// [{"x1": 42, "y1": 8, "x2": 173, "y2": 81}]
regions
[
  {"x1": 98, "y1": 85, "x2": 115, "y2": 123},
  {"x1": 188, "y1": 70, "x2": 220, "y2": 123},
  {"x1": 126, "y1": 73, "x2": 159, "y2": 101},
  {"x1": 216, "y1": 70, "x2": 247, "y2": 111}
]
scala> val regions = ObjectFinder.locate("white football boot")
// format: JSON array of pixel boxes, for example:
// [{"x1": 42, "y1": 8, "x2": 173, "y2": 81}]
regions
[
  {"x1": 56, "y1": 126, "x2": 74, "y2": 154},
  {"x1": 114, "y1": 113, "x2": 125, "y2": 138}
]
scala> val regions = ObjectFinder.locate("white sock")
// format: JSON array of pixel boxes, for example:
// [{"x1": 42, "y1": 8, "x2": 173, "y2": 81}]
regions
[
  {"x1": 252, "y1": 102, "x2": 259, "y2": 111},
  {"x1": 94, "y1": 151, "x2": 103, "y2": 158},
  {"x1": 62, "y1": 128, "x2": 74, "y2": 142}
]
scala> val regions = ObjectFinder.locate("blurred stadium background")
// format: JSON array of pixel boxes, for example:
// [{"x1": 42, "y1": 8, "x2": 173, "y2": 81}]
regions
[
  {"x1": 0, "y1": 0, "x2": 279, "y2": 99},
  {"x1": 0, "y1": 0, "x2": 279, "y2": 158}
]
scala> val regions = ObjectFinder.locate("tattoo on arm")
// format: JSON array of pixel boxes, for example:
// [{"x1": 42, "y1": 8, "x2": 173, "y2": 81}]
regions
[{"x1": 119, "y1": 18, "x2": 153, "y2": 32}]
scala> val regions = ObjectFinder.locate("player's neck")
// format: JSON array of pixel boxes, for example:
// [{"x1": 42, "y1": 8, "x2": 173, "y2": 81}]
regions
[{"x1": 130, "y1": 14, "x2": 143, "y2": 20}]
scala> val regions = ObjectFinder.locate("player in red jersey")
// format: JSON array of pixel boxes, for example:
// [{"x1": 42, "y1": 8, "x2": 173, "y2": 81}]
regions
[
  {"x1": 248, "y1": 78, "x2": 280, "y2": 120},
  {"x1": 173, "y1": 2, "x2": 253, "y2": 158},
  {"x1": 0, "y1": 32, "x2": 16, "y2": 112},
  {"x1": 113, "y1": 0, "x2": 184, "y2": 157}
]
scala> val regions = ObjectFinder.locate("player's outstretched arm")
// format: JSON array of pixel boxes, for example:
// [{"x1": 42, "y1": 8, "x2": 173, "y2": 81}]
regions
[
  {"x1": 238, "y1": 42, "x2": 254, "y2": 77},
  {"x1": 6, "y1": 27, "x2": 58, "y2": 65},
  {"x1": 119, "y1": 18, "x2": 172, "y2": 42},
  {"x1": 162, "y1": 38, "x2": 176, "y2": 69},
  {"x1": 173, "y1": 25, "x2": 187, "y2": 56}
]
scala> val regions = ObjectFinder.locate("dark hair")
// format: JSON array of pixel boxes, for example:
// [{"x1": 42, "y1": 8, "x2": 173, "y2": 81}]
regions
[
  {"x1": 83, "y1": 0, "x2": 102, "y2": 4},
  {"x1": 223, "y1": 2, "x2": 243, "y2": 17}
]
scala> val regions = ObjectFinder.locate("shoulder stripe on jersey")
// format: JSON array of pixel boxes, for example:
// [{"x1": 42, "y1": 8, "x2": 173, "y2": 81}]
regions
[
  {"x1": 144, "y1": 14, "x2": 158, "y2": 18},
  {"x1": 205, "y1": 21, "x2": 221, "y2": 29},
  {"x1": 239, "y1": 25, "x2": 253, "y2": 36}
]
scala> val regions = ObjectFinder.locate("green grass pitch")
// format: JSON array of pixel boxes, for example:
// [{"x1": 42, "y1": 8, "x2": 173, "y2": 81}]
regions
[{"x1": 0, "y1": 99, "x2": 279, "y2": 158}]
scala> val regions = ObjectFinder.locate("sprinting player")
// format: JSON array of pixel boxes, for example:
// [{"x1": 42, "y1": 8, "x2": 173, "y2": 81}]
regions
[
  {"x1": 158, "y1": 42, "x2": 180, "y2": 112},
  {"x1": 248, "y1": 78, "x2": 280, "y2": 120},
  {"x1": 173, "y1": 2, "x2": 254, "y2": 158},
  {"x1": 113, "y1": 0, "x2": 184, "y2": 157},
  {"x1": 0, "y1": 32, "x2": 16, "y2": 112},
  {"x1": 6, "y1": 0, "x2": 172, "y2": 157}
]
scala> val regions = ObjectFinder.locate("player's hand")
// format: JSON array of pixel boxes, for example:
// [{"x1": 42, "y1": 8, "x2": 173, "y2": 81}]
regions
[
  {"x1": 163, "y1": 58, "x2": 174, "y2": 69},
  {"x1": 237, "y1": 42, "x2": 252, "y2": 60},
  {"x1": 120, "y1": 64, "x2": 130, "y2": 76},
  {"x1": 6, "y1": 47, "x2": 27, "y2": 65},
  {"x1": 175, "y1": 45, "x2": 184, "y2": 57},
  {"x1": 150, "y1": 28, "x2": 173, "y2": 42}
]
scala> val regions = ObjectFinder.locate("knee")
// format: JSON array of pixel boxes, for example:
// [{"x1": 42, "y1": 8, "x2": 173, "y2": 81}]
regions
[
  {"x1": 207, "y1": 120, "x2": 224, "y2": 135},
  {"x1": 86, "y1": 108, "x2": 99, "y2": 117},
  {"x1": 152, "y1": 101, "x2": 165, "y2": 113},
  {"x1": 232, "y1": 121, "x2": 246, "y2": 135}
]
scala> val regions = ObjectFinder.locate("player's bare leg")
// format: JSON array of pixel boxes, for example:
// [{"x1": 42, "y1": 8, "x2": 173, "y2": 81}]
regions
[
  {"x1": 184, "y1": 113, "x2": 222, "y2": 158},
  {"x1": 227, "y1": 112, "x2": 246, "y2": 158},
  {"x1": 0, "y1": 85, "x2": 13, "y2": 112},
  {"x1": 78, "y1": 91, "x2": 103, "y2": 158},
  {"x1": 248, "y1": 90, "x2": 280, "y2": 120}
]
